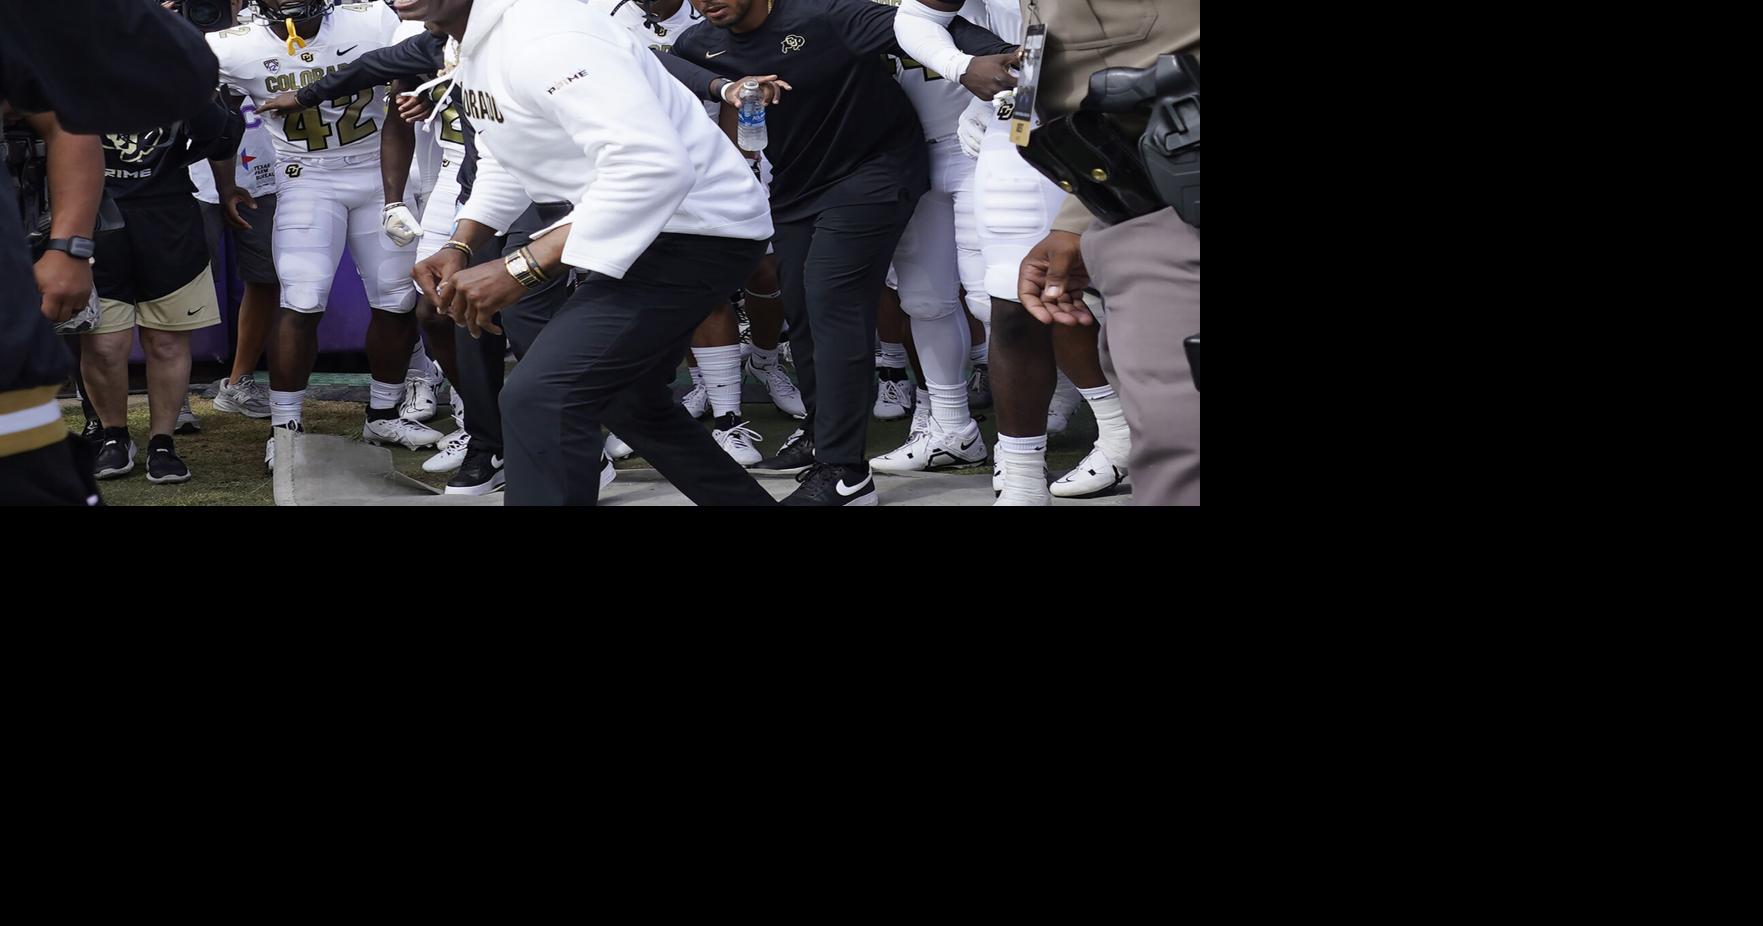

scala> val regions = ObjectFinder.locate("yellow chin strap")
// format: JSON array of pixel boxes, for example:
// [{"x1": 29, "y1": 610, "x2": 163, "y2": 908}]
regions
[{"x1": 284, "y1": 17, "x2": 308, "y2": 57}]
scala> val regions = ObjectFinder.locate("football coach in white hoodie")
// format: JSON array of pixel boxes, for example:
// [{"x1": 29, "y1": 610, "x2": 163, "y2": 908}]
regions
[{"x1": 400, "y1": 0, "x2": 780, "y2": 506}]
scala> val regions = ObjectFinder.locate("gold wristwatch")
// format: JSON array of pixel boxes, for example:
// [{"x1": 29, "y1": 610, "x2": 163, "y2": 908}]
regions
[{"x1": 504, "y1": 247, "x2": 548, "y2": 289}]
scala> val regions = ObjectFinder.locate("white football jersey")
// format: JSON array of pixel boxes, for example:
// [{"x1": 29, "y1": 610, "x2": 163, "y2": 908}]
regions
[
  {"x1": 873, "y1": 0, "x2": 985, "y2": 139},
  {"x1": 986, "y1": 0, "x2": 1023, "y2": 43},
  {"x1": 209, "y1": 1, "x2": 402, "y2": 163}
]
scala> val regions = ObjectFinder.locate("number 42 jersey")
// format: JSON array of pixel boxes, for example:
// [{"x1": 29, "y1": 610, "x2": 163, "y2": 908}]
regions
[{"x1": 209, "y1": 2, "x2": 401, "y2": 164}]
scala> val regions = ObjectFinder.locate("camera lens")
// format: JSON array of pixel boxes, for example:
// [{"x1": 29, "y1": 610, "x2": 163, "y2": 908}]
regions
[{"x1": 184, "y1": 0, "x2": 226, "y2": 29}]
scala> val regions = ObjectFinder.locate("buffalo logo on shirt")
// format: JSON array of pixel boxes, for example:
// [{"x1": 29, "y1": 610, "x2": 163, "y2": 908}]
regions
[
  {"x1": 782, "y1": 34, "x2": 806, "y2": 53},
  {"x1": 102, "y1": 128, "x2": 170, "y2": 165},
  {"x1": 285, "y1": 163, "x2": 303, "y2": 178},
  {"x1": 264, "y1": 59, "x2": 281, "y2": 73}
]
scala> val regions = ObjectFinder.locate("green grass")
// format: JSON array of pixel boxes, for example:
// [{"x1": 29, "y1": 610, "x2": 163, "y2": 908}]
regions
[{"x1": 65, "y1": 380, "x2": 1099, "y2": 506}]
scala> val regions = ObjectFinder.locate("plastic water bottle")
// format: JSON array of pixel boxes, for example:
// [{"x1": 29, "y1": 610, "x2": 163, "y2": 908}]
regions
[{"x1": 737, "y1": 80, "x2": 767, "y2": 152}]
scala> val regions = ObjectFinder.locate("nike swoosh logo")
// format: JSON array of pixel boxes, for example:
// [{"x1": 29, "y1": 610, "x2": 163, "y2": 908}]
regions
[
  {"x1": 338, "y1": 45, "x2": 359, "y2": 55},
  {"x1": 186, "y1": 308, "x2": 202, "y2": 316},
  {"x1": 836, "y1": 475, "x2": 872, "y2": 497},
  {"x1": 958, "y1": 436, "x2": 977, "y2": 450},
  {"x1": 706, "y1": 50, "x2": 727, "y2": 58},
  {"x1": 491, "y1": 454, "x2": 504, "y2": 468}
]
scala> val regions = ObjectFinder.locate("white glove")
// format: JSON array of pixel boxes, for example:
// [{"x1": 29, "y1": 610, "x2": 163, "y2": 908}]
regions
[
  {"x1": 957, "y1": 97, "x2": 991, "y2": 159},
  {"x1": 383, "y1": 202, "x2": 423, "y2": 247}
]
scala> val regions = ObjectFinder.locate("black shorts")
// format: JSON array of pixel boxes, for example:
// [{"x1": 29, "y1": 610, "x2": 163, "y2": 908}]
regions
[
  {"x1": 93, "y1": 194, "x2": 211, "y2": 304},
  {"x1": 200, "y1": 193, "x2": 279, "y2": 285}
]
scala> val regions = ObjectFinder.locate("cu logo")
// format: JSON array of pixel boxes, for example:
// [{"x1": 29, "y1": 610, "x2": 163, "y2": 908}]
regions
[
  {"x1": 781, "y1": 34, "x2": 806, "y2": 53},
  {"x1": 285, "y1": 163, "x2": 303, "y2": 178}
]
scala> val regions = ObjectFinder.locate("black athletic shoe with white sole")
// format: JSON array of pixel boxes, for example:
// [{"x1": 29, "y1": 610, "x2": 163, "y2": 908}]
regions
[
  {"x1": 447, "y1": 445, "x2": 506, "y2": 495},
  {"x1": 752, "y1": 428, "x2": 814, "y2": 476},
  {"x1": 781, "y1": 463, "x2": 878, "y2": 507},
  {"x1": 145, "y1": 434, "x2": 191, "y2": 484},
  {"x1": 93, "y1": 428, "x2": 136, "y2": 479}
]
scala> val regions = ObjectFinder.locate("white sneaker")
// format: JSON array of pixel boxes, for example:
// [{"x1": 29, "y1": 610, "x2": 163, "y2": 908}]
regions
[
  {"x1": 1051, "y1": 444, "x2": 1128, "y2": 498},
  {"x1": 422, "y1": 429, "x2": 470, "y2": 473},
  {"x1": 605, "y1": 432, "x2": 635, "y2": 461},
  {"x1": 779, "y1": 340, "x2": 793, "y2": 366},
  {"x1": 363, "y1": 415, "x2": 445, "y2": 450},
  {"x1": 906, "y1": 395, "x2": 932, "y2": 441},
  {"x1": 871, "y1": 420, "x2": 987, "y2": 474},
  {"x1": 746, "y1": 357, "x2": 806, "y2": 418},
  {"x1": 1047, "y1": 374, "x2": 1081, "y2": 435},
  {"x1": 215, "y1": 373, "x2": 271, "y2": 418},
  {"x1": 265, "y1": 420, "x2": 303, "y2": 473},
  {"x1": 712, "y1": 414, "x2": 764, "y2": 466},
  {"x1": 680, "y1": 384, "x2": 709, "y2": 419},
  {"x1": 400, "y1": 373, "x2": 439, "y2": 422},
  {"x1": 600, "y1": 454, "x2": 618, "y2": 490},
  {"x1": 175, "y1": 398, "x2": 201, "y2": 434},
  {"x1": 874, "y1": 377, "x2": 914, "y2": 420}
]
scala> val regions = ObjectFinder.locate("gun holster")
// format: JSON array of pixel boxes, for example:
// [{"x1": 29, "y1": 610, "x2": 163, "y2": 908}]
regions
[{"x1": 1019, "y1": 53, "x2": 1200, "y2": 229}]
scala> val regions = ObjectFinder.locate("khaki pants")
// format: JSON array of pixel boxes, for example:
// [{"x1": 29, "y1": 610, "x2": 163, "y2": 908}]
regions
[{"x1": 1084, "y1": 208, "x2": 1200, "y2": 506}]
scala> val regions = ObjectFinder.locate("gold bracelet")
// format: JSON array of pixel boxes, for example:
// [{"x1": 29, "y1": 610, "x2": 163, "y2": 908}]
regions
[
  {"x1": 441, "y1": 240, "x2": 474, "y2": 258},
  {"x1": 519, "y1": 247, "x2": 549, "y2": 283}
]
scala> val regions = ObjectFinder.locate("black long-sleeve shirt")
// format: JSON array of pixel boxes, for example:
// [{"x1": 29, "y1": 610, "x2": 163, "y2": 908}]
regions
[
  {"x1": 672, "y1": 0, "x2": 1010, "y2": 223},
  {"x1": 2, "y1": 0, "x2": 218, "y2": 395}
]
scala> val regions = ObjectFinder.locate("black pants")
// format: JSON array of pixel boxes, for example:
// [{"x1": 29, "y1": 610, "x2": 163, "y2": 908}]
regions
[
  {"x1": 771, "y1": 198, "x2": 919, "y2": 466},
  {"x1": 500, "y1": 232, "x2": 774, "y2": 506},
  {"x1": 451, "y1": 203, "x2": 575, "y2": 456},
  {"x1": 0, "y1": 435, "x2": 102, "y2": 506}
]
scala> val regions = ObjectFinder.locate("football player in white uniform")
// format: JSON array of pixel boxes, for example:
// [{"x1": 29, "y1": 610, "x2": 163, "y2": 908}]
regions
[
  {"x1": 895, "y1": 0, "x2": 1133, "y2": 504},
  {"x1": 210, "y1": 0, "x2": 441, "y2": 471}
]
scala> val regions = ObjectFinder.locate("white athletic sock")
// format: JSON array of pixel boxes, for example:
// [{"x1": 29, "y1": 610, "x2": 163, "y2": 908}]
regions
[
  {"x1": 748, "y1": 344, "x2": 779, "y2": 370},
  {"x1": 689, "y1": 364, "x2": 704, "y2": 389},
  {"x1": 876, "y1": 340, "x2": 907, "y2": 369},
  {"x1": 927, "y1": 380, "x2": 972, "y2": 436},
  {"x1": 270, "y1": 389, "x2": 305, "y2": 428},
  {"x1": 369, "y1": 379, "x2": 404, "y2": 411},
  {"x1": 1081, "y1": 385, "x2": 1131, "y2": 461},
  {"x1": 969, "y1": 339, "x2": 989, "y2": 365},
  {"x1": 696, "y1": 344, "x2": 743, "y2": 418},
  {"x1": 997, "y1": 433, "x2": 1049, "y2": 498}
]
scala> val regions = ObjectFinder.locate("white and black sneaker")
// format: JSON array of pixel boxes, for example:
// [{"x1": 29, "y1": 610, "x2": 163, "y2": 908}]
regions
[
  {"x1": 175, "y1": 398, "x2": 201, "y2": 434},
  {"x1": 679, "y1": 384, "x2": 709, "y2": 420},
  {"x1": 600, "y1": 453, "x2": 617, "y2": 491},
  {"x1": 1051, "y1": 445, "x2": 1128, "y2": 498},
  {"x1": 712, "y1": 413, "x2": 763, "y2": 466},
  {"x1": 782, "y1": 462, "x2": 878, "y2": 507},
  {"x1": 605, "y1": 432, "x2": 636, "y2": 461},
  {"x1": 93, "y1": 428, "x2": 136, "y2": 479},
  {"x1": 752, "y1": 428, "x2": 814, "y2": 476},
  {"x1": 874, "y1": 373, "x2": 914, "y2": 420},
  {"x1": 363, "y1": 412, "x2": 445, "y2": 450},
  {"x1": 446, "y1": 445, "x2": 505, "y2": 495},
  {"x1": 400, "y1": 372, "x2": 443, "y2": 422},
  {"x1": 870, "y1": 419, "x2": 987, "y2": 474},
  {"x1": 145, "y1": 434, "x2": 191, "y2": 484},
  {"x1": 422, "y1": 429, "x2": 470, "y2": 473},
  {"x1": 745, "y1": 355, "x2": 806, "y2": 418},
  {"x1": 265, "y1": 419, "x2": 304, "y2": 473}
]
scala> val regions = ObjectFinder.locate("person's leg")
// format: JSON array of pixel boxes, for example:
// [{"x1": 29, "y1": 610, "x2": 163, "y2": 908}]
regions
[
  {"x1": 874, "y1": 279, "x2": 913, "y2": 420},
  {"x1": 268, "y1": 162, "x2": 351, "y2": 427},
  {"x1": 1082, "y1": 209, "x2": 1201, "y2": 506},
  {"x1": 228, "y1": 193, "x2": 279, "y2": 385},
  {"x1": 501, "y1": 235, "x2": 770, "y2": 505},
  {"x1": 133, "y1": 241, "x2": 222, "y2": 481},
  {"x1": 80, "y1": 327, "x2": 134, "y2": 431},
  {"x1": 756, "y1": 217, "x2": 819, "y2": 468},
  {"x1": 348, "y1": 167, "x2": 438, "y2": 447},
  {"x1": 1048, "y1": 321, "x2": 1131, "y2": 496},
  {"x1": 138, "y1": 327, "x2": 190, "y2": 439}
]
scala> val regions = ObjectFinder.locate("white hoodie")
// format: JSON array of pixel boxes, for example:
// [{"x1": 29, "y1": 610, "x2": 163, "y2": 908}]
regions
[{"x1": 453, "y1": 0, "x2": 773, "y2": 279}]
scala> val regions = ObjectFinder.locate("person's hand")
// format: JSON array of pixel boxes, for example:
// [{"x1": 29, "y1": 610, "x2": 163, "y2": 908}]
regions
[
  {"x1": 412, "y1": 246, "x2": 468, "y2": 312},
  {"x1": 395, "y1": 91, "x2": 435, "y2": 123},
  {"x1": 258, "y1": 91, "x2": 304, "y2": 116},
  {"x1": 221, "y1": 186, "x2": 257, "y2": 230},
  {"x1": 35, "y1": 250, "x2": 94, "y2": 324},
  {"x1": 438, "y1": 260, "x2": 526, "y2": 338},
  {"x1": 721, "y1": 75, "x2": 793, "y2": 107},
  {"x1": 960, "y1": 49, "x2": 1021, "y2": 101},
  {"x1": 1018, "y1": 231, "x2": 1093, "y2": 326},
  {"x1": 383, "y1": 202, "x2": 423, "y2": 246},
  {"x1": 957, "y1": 97, "x2": 990, "y2": 158}
]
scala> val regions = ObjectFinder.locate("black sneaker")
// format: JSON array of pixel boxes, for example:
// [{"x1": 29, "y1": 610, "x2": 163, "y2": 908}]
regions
[
  {"x1": 93, "y1": 428, "x2": 136, "y2": 479},
  {"x1": 781, "y1": 462, "x2": 878, "y2": 507},
  {"x1": 446, "y1": 445, "x2": 505, "y2": 495},
  {"x1": 81, "y1": 417, "x2": 102, "y2": 446},
  {"x1": 145, "y1": 434, "x2": 190, "y2": 484},
  {"x1": 751, "y1": 428, "x2": 814, "y2": 476}
]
